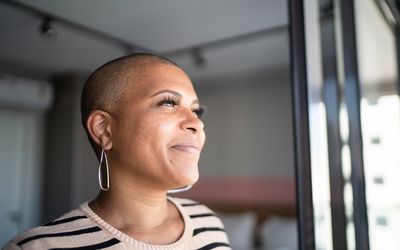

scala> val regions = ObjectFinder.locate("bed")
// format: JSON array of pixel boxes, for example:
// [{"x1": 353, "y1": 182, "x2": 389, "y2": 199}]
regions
[{"x1": 174, "y1": 176, "x2": 298, "y2": 250}]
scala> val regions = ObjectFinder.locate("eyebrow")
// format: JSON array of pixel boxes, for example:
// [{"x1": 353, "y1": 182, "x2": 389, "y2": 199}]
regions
[
  {"x1": 151, "y1": 90, "x2": 182, "y2": 98},
  {"x1": 150, "y1": 89, "x2": 200, "y2": 105}
]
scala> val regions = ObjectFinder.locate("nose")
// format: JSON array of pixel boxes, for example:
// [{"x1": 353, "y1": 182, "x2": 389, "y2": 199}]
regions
[{"x1": 181, "y1": 109, "x2": 204, "y2": 133}]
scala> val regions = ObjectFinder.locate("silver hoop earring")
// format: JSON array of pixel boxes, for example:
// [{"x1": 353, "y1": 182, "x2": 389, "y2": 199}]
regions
[
  {"x1": 167, "y1": 185, "x2": 192, "y2": 194},
  {"x1": 98, "y1": 149, "x2": 110, "y2": 191}
]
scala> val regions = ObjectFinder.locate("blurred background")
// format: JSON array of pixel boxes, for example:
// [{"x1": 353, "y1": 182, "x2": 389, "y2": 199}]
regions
[
  {"x1": 0, "y1": 1, "x2": 399, "y2": 250},
  {"x1": 0, "y1": 1, "x2": 296, "y2": 249}
]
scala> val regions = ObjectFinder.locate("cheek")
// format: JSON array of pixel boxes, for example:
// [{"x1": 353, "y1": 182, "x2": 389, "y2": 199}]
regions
[
  {"x1": 157, "y1": 119, "x2": 176, "y2": 137},
  {"x1": 113, "y1": 113, "x2": 179, "y2": 166},
  {"x1": 131, "y1": 116, "x2": 176, "y2": 152}
]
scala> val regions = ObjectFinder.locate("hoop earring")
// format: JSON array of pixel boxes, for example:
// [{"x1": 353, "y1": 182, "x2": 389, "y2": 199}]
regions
[
  {"x1": 167, "y1": 185, "x2": 192, "y2": 194},
  {"x1": 98, "y1": 149, "x2": 110, "y2": 191}
]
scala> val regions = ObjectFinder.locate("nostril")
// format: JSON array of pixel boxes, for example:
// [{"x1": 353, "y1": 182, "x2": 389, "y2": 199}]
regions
[{"x1": 187, "y1": 127, "x2": 197, "y2": 133}]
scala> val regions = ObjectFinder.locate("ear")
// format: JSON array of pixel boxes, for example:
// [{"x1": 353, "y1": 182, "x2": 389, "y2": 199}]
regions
[{"x1": 86, "y1": 110, "x2": 113, "y2": 150}]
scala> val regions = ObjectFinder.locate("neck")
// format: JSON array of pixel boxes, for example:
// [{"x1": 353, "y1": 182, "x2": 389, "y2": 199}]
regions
[
  {"x1": 89, "y1": 177, "x2": 171, "y2": 232},
  {"x1": 88, "y1": 165, "x2": 186, "y2": 244}
]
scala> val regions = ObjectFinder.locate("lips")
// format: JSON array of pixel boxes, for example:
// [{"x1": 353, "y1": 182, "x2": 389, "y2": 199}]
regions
[{"x1": 170, "y1": 143, "x2": 200, "y2": 153}]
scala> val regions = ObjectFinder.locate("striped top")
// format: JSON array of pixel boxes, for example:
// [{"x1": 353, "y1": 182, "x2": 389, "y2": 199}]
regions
[{"x1": 3, "y1": 197, "x2": 231, "y2": 250}]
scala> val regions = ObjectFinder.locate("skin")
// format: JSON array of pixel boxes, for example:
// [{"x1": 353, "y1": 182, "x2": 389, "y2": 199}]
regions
[{"x1": 85, "y1": 62, "x2": 205, "y2": 244}]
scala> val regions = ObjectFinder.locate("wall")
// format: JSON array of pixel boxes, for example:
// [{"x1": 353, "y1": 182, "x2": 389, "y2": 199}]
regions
[
  {"x1": 42, "y1": 74, "x2": 98, "y2": 221},
  {"x1": 195, "y1": 65, "x2": 295, "y2": 178}
]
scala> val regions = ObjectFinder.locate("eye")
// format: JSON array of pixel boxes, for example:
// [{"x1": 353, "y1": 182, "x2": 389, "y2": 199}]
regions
[
  {"x1": 193, "y1": 106, "x2": 206, "y2": 118},
  {"x1": 158, "y1": 96, "x2": 180, "y2": 108}
]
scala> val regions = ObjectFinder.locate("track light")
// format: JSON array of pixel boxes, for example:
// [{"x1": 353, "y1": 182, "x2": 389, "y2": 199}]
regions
[
  {"x1": 39, "y1": 17, "x2": 57, "y2": 41},
  {"x1": 192, "y1": 47, "x2": 206, "y2": 67}
]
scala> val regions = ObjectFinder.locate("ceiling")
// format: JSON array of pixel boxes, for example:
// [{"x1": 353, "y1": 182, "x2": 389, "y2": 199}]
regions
[{"x1": 0, "y1": 0, "x2": 289, "y2": 81}]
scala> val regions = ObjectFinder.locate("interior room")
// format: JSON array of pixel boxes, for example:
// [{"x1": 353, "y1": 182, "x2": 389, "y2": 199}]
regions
[
  {"x1": 0, "y1": 1, "x2": 298, "y2": 249},
  {"x1": 3, "y1": 1, "x2": 399, "y2": 249}
]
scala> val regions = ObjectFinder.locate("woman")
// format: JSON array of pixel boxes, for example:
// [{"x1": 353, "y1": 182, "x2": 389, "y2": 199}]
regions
[{"x1": 3, "y1": 53, "x2": 231, "y2": 249}]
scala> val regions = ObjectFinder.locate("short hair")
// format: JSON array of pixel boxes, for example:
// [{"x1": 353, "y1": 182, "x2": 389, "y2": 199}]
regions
[{"x1": 80, "y1": 52, "x2": 179, "y2": 154}]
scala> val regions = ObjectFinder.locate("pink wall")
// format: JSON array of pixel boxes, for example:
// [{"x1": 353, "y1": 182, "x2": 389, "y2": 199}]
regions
[{"x1": 176, "y1": 176, "x2": 296, "y2": 207}]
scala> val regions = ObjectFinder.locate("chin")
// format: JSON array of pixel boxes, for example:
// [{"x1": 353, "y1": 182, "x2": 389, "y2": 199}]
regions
[{"x1": 174, "y1": 164, "x2": 199, "y2": 187}]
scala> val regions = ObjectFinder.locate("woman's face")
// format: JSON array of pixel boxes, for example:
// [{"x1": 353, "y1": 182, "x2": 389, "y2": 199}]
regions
[{"x1": 109, "y1": 63, "x2": 206, "y2": 192}]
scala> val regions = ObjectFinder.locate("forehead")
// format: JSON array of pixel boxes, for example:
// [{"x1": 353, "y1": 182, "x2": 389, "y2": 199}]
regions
[{"x1": 127, "y1": 63, "x2": 197, "y2": 98}]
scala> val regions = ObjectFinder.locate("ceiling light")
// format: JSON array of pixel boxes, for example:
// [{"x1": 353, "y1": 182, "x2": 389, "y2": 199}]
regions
[
  {"x1": 192, "y1": 47, "x2": 206, "y2": 67},
  {"x1": 39, "y1": 17, "x2": 58, "y2": 41}
]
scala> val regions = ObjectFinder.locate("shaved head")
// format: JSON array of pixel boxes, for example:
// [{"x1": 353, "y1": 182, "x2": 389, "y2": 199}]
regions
[
  {"x1": 81, "y1": 53, "x2": 180, "y2": 154},
  {"x1": 81, "y1": 53, "x2": 178, "y2": 127}
]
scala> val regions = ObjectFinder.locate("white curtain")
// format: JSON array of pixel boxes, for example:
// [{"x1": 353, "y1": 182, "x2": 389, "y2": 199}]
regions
[{"x1": 0, "y1": 75, "x2": 52, "y2": 246}]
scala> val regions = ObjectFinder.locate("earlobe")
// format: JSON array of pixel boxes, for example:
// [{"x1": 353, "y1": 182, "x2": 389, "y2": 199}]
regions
[{"x1": 86, "y1": 110, "x2": 113, "y2": 150}]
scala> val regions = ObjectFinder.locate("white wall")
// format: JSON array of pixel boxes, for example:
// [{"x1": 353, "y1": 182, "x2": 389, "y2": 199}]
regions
[{"x1": 195, "y1": 66, "x2": 295, "y2": 177}]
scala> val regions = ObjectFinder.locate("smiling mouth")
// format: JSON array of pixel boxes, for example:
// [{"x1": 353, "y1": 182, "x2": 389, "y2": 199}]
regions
[{"x1": 170, "y1": 145, "x2": 200, "y2": 153}]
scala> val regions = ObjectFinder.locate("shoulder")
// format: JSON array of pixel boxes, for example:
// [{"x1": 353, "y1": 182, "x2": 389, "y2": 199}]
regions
[
  {"x1": 2, "y1": 205, "x2": 104, "y2": 250},
  {"x1": 169, "y1": 197, "x2": 231, "y2": 249},
  {"x1": 169, "y1": 196, "x2": 218, "y2": 218}
]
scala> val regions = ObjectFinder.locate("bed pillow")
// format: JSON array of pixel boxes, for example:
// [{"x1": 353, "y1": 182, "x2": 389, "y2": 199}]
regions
[
  {"x1": 217, "y1": 212, "x2": 257, "y2": 250},
  {"x1": 260, "y1": 216, "x2": 298, "y2": 250}
]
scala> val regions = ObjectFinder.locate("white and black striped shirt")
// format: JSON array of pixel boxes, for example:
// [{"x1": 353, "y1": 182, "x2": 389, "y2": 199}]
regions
[{"x1": 3, "y1": 197, "x2": 230, "y2": 250}]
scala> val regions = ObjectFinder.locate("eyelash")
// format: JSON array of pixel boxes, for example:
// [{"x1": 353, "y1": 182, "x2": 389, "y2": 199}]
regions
[
  {"x1": 193, "y1": 106, "x2": 206, "y2": 118},
  {"x1": 158, "y1": 96, "x2": 180, "y2": 108},
  {"x1": 158, "y1": 96, "x2": 206, "y2": 118}
]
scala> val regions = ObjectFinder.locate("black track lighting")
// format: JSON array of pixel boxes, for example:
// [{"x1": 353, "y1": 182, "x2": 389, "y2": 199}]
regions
[
  {"x1": 192, "y1": 47, "x2": 206, "y2": 67},
  {"x1": 39, "y1": 17, "x2": 57, "y2": 41}
]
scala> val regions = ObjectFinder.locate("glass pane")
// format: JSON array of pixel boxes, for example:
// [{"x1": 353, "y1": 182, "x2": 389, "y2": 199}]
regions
[
  {"x1": 354, "y1": 0, "x2": 400, "y2": 249},
  {"x1": 303, "y1": 0, "x2": 333, "y2": 248}
]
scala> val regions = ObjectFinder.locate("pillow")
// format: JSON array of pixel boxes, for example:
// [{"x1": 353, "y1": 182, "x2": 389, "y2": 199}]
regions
[
  {"x1": 217, "y1": 212, "x2": 257, "y2": 250},
  {"x1": 260, "y1": 216, "x2": 298, "y2": 250}
]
